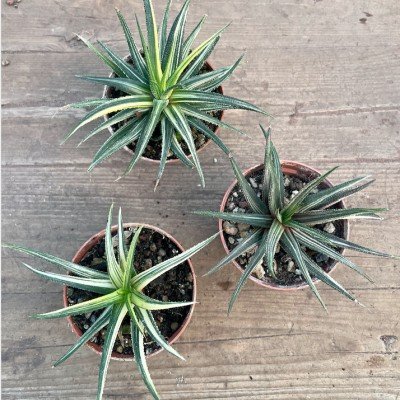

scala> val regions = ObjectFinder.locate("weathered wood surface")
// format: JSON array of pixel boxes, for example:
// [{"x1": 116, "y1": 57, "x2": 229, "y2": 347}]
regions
[{"x1": 2, "y1": 0, "x2": 400, "y2": 399}]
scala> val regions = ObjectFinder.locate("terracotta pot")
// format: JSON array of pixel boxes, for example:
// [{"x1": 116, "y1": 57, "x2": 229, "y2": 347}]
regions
[
  {"x1": 102, "y1": 57, "x2": 224, "y2": 164},
  {"x1": 63, "y1": 223, "x2": 197, "y2": 361},
  {"x1": 219, "y1": 160, "x2": 350, "y2": 290}
]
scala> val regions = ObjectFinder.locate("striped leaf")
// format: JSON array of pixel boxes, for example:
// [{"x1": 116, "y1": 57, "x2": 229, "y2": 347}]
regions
[
  {"x1": 281, "y1": 230, "x2": 327, "y2": 310},
  {"x1": 291, "y1": 228, "x2": 372, "y2": 282},
  {"x1": 298, "y1": 176, "x2": 374, "y2": 212},
  {"x1": 116, "y1": 9, "x2": 148, "y2": 78},
  {"x1": 131, "y1": 289, "x2": 194, "y2": 311},
  {"x1": 77, "y1": 76, "x2": 149, "y2": 95},
  {"x1": 137, "y1": 308, "x2": 184, "y2": 360},
  {"x1": 97, "y1": 303, "x2": 127, "y2": 400},
  {"x1": 281, "y1": 167, "x2": 338, "y2": 221},
  {"x1": 194, "y1": 211, "x2": 272, "y2": 228},
  {"x1": 53, "y1": 307, "x2": 112, "y2": 367},
  {"x1": 229, "y1": 155, "x2": 269, "y2": 214},
  {"x1": 289, "y1": 220, "x2": 397, "y2": 259},
  {"x1": 170, "y1": 134, "x2": 195, "y2": 168},
  {"x1": 1, "y1": 243, "x2": 107, "y2": 279},
  {"x1": 228, "y1": 230, "x2": 269, "y2": 313},
  {"x1": 155, "y1": 118, "x2": 174, "y2": 189},
  {"x1": 264, "y1": 219, "x2": 284, "y2": 279},
  {"x1": 131, "y1": 322, "x2": 160, "y2": 400},
  {"x1": 294, "y1": 208, "x2": 385, "y2": 225},
  {"x1": 124, "y1": 226, "x2": 142, "y2": 285},
  {"x1": 105, "y1": 205, "x2": 123, "y2": 287},
  {"x1": 34, "y1": 290, "x2": 122, "y2": 320},
  {"x1": 205, "y1": 229, "x2": 263, "y2": 276},
  {"x1": 132, "y1": 232, "x2": 219, "y2": 291},
  {"x1": 164, "y1": 105, "x2": 205, "y2": 187},
  {"x1": 159, "y1": 0, "x2": 172, "y2": 56},
  {"x1": 181, "y1": 15, "x2": 207, "y2": 60},
  {"x1": 21, "y1": 263, "x2": 114, "y2": 295}
]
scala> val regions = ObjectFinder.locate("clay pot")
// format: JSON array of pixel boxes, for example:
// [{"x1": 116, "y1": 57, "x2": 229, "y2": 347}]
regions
[
  {"x1": 219, "y1": 161, "x2": 350, "y2": 290},
  {"x1": 102, "y1": 58, "x2": 224, "y2": 164},
  {"x1": 63, "y1": 223, "x2": 197, "y2": 360}
]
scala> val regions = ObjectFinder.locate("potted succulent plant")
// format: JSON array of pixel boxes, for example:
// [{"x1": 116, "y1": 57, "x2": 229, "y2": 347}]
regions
[
  {"x1": 196, "y1": 126, "x2": 397, "y2": 312},
  {"x1": 63, "y1": 0, "x2": 268, "y2": 188},
  {"x1": 3, "y1": 205, "x2": 217, "y2": 400}
]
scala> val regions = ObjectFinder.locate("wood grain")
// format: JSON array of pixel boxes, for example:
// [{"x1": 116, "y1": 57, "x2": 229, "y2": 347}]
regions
[{"x1": 2, "y1": 0, "x2": 400, "y2": 399}]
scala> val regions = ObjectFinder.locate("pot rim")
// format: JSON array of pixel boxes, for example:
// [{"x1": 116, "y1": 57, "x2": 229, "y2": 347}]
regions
[
  {"x1": 63, "y1": 222, "x2": 197, "y2": 361},
  {"x1": 218, "y1": 160, "x2": 350, "y2": 291},
  {"x1": 102, "y1": 57, "x2": 224, "y2": 164}
]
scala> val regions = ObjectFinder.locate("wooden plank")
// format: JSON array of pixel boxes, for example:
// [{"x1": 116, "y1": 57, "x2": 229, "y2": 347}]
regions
[{"x1": 2, "y1": 0, "x2": 400, "y2": 399}]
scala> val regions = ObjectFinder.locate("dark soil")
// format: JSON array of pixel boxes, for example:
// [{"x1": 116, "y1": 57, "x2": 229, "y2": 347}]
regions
[
  {"x1": 105, "y1": 60, "x2": 223, "y2": 160},
  {"x1": 222, "y1": 167, "x2": 345, "y2": 286},
  {"x1": 67, "y1": 227, "x2": 193, "y2": 356}
]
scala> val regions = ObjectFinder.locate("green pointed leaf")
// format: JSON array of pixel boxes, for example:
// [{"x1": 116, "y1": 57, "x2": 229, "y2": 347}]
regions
[
  {"x1": 97, "y1": 41, "x2": 145, "y2": 83},
  {"x1": 77, "y1": 76, "x2": 149, "y2": 95},
  {"x1": 229, "y1": 155, "x2": 269, "y2": 214},
  {"x1": 105, "y1": 204, "x2": 123, "y2": 287},
  {"x1": 159, "y1": 0, "x2": 172, "y2": 56},
  {"x1": 116, "y1": 9, "x2": 148, "y2": 78},
  {"x1": 118, "y1": 207, "x2": 127, "y2": 266},
  {"x1": 294, "y1": 208, "x2": 386, "y2": 225},
  {"x1": 164, "y1": 105, "x2": 205, "y2": 187},
  {"x1": 155, "y1": 118, "x2": 174, "y2": 189},
  {"x1": 186, "y1": 116, "x2": 229, "y2": 155},
  {"x1": 132, "y1": 232, "x2": 218, "y2": 291},
  {"x1": 228, "y1": 230, "x2": 269, "y2": 313},
  {"x1": 182, "y1": 105, "x2": 247, "y2": 137},
  {"x1": 264, "y1": 219, "x2": 284, "y2": 279},
  {"x1": 142, "y1": 0, "x2": 162, "y2": 81},
  {"x1": 289, "y1": 220, "x2": 397, "y2": 259},
  {"x1": 181, "y1": 15, "x2": 206, "y2": 60},
  {"x1": 69, "y1": 99, "x2": 109, "y2": 109},
  {"x1": 124, "y1": 226, "x2": 142, "y2": 286},
  {"x1": 35, "y1": 290, "x2": 122, "y2": 319},
  {"x1": 170, "y1": 134, "x2": 195, "y2": 168},
  {"x1": 63, "y1": 95, "x2": 152, "y2": 144},
  {"x1": 1, "y1": 243, "x2": 107, "y2": 279},
  {"x1": 78, "y1": 109, "x2": 136, "y2": 146},
  {"x1": 168, "y1": 24, "x2": 230, "y2": 85},
  {"x1": 205, "y1": 228, "x2": 263, "y2": 276},
  {"x1": 122, "y1": 99, "x2": 168, "y2": 176},
  {"x1": 281, "y1": 230, "x2": 327, "y2": 310},
  {"x1": 171, "y1": 90, "x2": 268, "y2": 115},
  {"x1": 301, "y1": 253, "x2": 356, "y2": 303},
  {"x1": 282, "y1": 167, "x2": 339, "y2": 221},
  {"x1": 131, "y1": 322, "x2": 160, "y2": 400},
  {"x1": 137, "y1": 308, "x2": 184, "y2": 360},
  {"x1": 21, "y1": 263, "x2": 114, "y2": 295},
  {"x1": 53, "y1": 307, "x2": 112, "y2": 367},
  {"x1": 88, "y1": 116, "x2": 147, "y2": 171},
  {"x1": 131, "y1": 289, "x2": 194, "y2": 311},
  {"x1": 179, "y1": 37, "x2": 220, "y2": 82},
  {"x1": 291, "y1": 228, "x2": 372, "y2": 282},
  {"x1": 299, "y1": 177, "x2": 374, "y2": 212},
  {"x1": 182, "y1": 55, "x2": 243, "y2": 92},
  {"x1": 97, "y1": 303, "x2": 127, "y2": 400},
  {"x1": 194, "y1": 211, "x2": 272, "y2": 228}
]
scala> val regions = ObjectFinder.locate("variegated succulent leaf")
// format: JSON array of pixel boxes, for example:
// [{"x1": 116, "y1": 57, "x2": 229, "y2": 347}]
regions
[
  {"x1": 197, "y1": 125, "x2": 396, "y2": 312},
  {"x1": 64, "y1": 0, "x2": 268, "y2": 188},
  {"x1": 2, "y1": 204, "x2": 217, "y2": 400}
]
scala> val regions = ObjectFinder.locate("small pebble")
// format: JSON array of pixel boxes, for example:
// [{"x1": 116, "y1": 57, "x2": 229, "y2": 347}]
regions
[
  {"x1": 116, "y1": 346, "x2": 123, "y2": 354},
  {"x1": 233, "y1": 192, "x2": 238, "y2": 198},
  {"x1": 275, "y1": 243, "x2": 281, "y2": 254},
  {"x1": 83, "y1": 324, "x2": 89, "y2": 330},
  {"x1": 228, "y1": 237, "x2": 235, "y2": 245},
  {"x1": 315, "y1": 253, "x2": 329, "y2": 264},
  {"x1": 252, "y1": 261, "x2": 266, "y2": 279},
  {"x1": 295, "y1": 269, "x2": 302, "y2": 276},
  {"x1": 324, "y1": 222, "x2": 336, "y2": 234},
  {"x1": 171, "y1": 322, "x2": 179, "y2": 331},
  {"x1": 213, "y1": 158, "x2": 218, "y2": 163},
  {"x1": 144, "y1": 258, "x2": 153, "y2": 269},
  {"x1": 237, "y1": 223, "x2": 250, "y2": 232},
  {"x1": 2, "y1": 59, "x2": 10, "y2": 66},
  {"x1": 223, "y1": 221, "x2": 238, "y2": 236},
  {"x1": 284, "y1": 177, "x2": 290, "y2": 187},
  {"x1": 149, "y1": 243, "x2": 157, "y2": 252},
  {"x1": 287, "y1": 260, "x2": 296, "y2": 272},
  {"x1": 158, "y1": 248, "x2": 166, "y2": 257},
  {"x1": 249, "y1": 178, "x2": 258, "y2": 188},
  {"x1": 227, "y1": 202, "x2": 235, "y2": 211}
]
